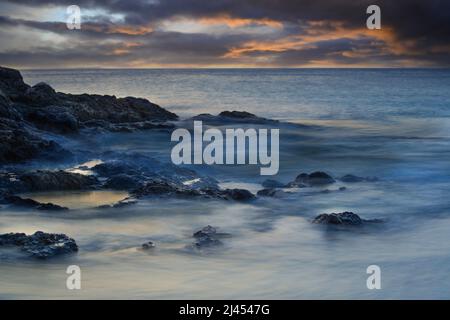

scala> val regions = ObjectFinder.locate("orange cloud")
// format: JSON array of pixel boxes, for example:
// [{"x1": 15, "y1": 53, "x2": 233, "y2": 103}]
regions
[
  {"x1": 82, "y1": 23, "x2": 153, "y2": 35},
  {"x1": 198, "y1": 15, "x2": 283, "y2": 29},
  {"x1": 224, "y1": 20, "x2": 409, "y2": 60}
]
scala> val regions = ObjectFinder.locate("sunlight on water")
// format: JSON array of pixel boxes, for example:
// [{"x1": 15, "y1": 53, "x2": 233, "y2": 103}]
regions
[{"x1": 20, "y1": 190, "x2": 129, "y2": 210}]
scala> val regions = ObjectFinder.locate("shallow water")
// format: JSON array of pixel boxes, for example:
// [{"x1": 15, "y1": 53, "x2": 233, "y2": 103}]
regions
[
  {"x1": 1, "y1": 69, "x2": 450, "y2": 299},
  {"x1": 20, "y1": 190, "x2": 129, "y2": 210}
]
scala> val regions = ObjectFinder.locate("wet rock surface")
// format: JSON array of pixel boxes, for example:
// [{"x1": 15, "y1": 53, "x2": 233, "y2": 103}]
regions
[
  {"x1": 1, "y1": 195, "x2": 68, "y2": 211},
  {"x1": 0, "y1": 66, "x2": 178, "y2": 165},
  {"x1": 312, "y1": 212, "x2": 383, "y2": 226},
  {"x1": 192, "y1": 226, "x2": 230, "y2": 249},
  {"x1": 19, "y1": 170, "x2": 99, "y2": 192},
  {"x1": 0, "y1": 231, "x2": 78, "y2": 259},
  {"x1": 191, "y1": 110, "x2": 279, "y2": 125},
  {"x1": 257, "y1": 188, "x2": 287, "y2": 198},
  {"x1": 288, "y1": 171, "x2": 336, "y2": 187}
]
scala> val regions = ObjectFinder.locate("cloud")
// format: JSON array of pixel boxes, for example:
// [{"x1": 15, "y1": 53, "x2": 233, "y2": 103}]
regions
[{"x1": 0, "y1": 0, "x2": 449, "y2": 67}]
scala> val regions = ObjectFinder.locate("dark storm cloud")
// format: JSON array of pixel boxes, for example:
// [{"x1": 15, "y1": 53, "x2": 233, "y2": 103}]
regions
[{"x1": 0, "y1": 0, "x2": 449, "y2": 67}]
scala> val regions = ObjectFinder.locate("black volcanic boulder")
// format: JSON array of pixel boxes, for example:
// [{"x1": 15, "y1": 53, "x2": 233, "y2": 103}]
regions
[
  {"x1": 288, "y1": 171, "x2": 335, "y2": 187},
  {"x1": 222, "y1": 188, "x2": 255, "y2": 201},
  {"x1": 0, "y1": 93, "x2": 21, "y2": 120},
  {"x1": 132, "y1": 179, "x2": 201, "y2": 198},
  {"x1": 312, "y1": 212, "x2": 383, "y2": 226},
  {"x1": 104, "y1": 174, "x2": 143, "y2": 190},
  {"x1": 22, "y1": 106, "x2": 78, "y2": 133},
  {"x1": 0, "y1": 231, "x2": 78, "y2": 259},
  {"x1": 0, "y1": 124, "x2": 70, "y2": 164},
  {"x1": 191, "y1": 110, "x2": 278, "y2": 125},
  {"x1": 0, "y1": 66, "x2": 30, "y2": 100},
  {"x1": 192, "y1": 226, "x2": 230, "y2": 249},
  {"x1": 18, "y1": 170, "x2": 98, "y2": 192},
  {"x1": 22, "y1": 82, "x2": 60, "y2": 106},
  {"x1": 3, "y1": 195, "x2": 68, "y2": 211},
  {"x1": 257, "y1": 188, "x2": 286, "y2": 198}
]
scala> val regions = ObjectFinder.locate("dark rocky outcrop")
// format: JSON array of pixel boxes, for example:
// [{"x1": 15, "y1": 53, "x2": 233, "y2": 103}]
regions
[
  {"x1": 312, "y1": 212, "x2": 383, "y2": 226},
  {"x1": 18, "y1": 170, "x2": 99, "y2": 192},
  {"x1": 222, "y1": 188, "x2": 255, "y2": 201},
  {"x1": 0, "y1": 231, "x2": 78, "y2": 259},
  {"x1": 287, "y1": 171, "x2": 335, "y2": 187},
  {"x1": 142, "y1": 241, "x2": 155, "y2": 250},
  {"x1": 0, "y1": 67, "x2": 30, "y2": 100},
  {"x1": 257, "y1": 188, "x2": 286, "y2": 198},
  {"x1": 192, "y1": 226, "x2": 230, "y2": 249},
  {"x1": 0, "y1": 66, "x2": 179, "y2": 165},
  {"x1": 1, "y1": 195, "x2": 68, "y2": 211},
  {"x1": 191, "y1": 110, "x2": 278, "y2": 125},
  {"x1": 0, "y1": 118, "x2": 71, "y2": 163},
  {"x1": 104, "y1": 174, "x2": 143, "y2": 190}
]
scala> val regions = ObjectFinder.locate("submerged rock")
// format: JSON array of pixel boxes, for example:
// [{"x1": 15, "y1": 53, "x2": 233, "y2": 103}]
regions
[
  {"x1": 3, "y1": 195, "x2": 68, "y2": 211},
  {"x1": 340, "y1": 174, "x2": 379, "y2": 183},
  {"x1": 142, "y1": 241, "x2": 155, "y2": 250},
  {"x1": 0, "y1": 231, "x2": 78, "y2": 259},
  {"x1": 192, "y1": 226, "x2": 229, "y2": 249},
  {"x1": 288, "y1": 171, "x2": 335, "y2": 187},
  {"x1": 0, "y1": 123, "x2": 70, "y2": 164},
  {"x1": 190, "y1": 110, "x2": 278, "y2": 125},
  {"x1": 257, "y1": 188, "x2": 287, "y2": 198},
  {"x1": 104, "y1": 174, "x2": 143, "y2": 190},
  {"x1": 222, "y1": 188, "x2": 255, "y2": 201},
  {"x1": 18, "y1": 170, "x2": 99, "y2": 192},
  {"x1": 312, "y1": 212, "x2": 383, "y2": 226}
]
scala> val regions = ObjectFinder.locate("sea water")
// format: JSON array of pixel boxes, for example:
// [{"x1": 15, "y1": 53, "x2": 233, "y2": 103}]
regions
[{"x1": 0, "y1": 69, "x2": 449, "y2": 299}]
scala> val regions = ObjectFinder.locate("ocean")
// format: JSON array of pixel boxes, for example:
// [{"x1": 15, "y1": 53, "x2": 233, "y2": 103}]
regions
[{"x1": 1, "y1": 68, "x2": 450, "y2": 299}]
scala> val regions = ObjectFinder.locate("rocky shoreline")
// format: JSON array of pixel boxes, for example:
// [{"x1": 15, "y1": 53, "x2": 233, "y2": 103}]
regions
[{"x1": 0, "y1": 66, "x2": 382, "y2": 259}]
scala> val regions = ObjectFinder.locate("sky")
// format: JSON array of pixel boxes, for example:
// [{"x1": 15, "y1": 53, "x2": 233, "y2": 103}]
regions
[{"x1": 0, "y1": 0, "x2": 449, "y2": 69}]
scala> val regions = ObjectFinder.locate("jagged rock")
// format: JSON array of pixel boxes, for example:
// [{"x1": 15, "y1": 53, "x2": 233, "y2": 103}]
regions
[
  {"x1": 222, "y1": 188, "x2": 255, "y2": 201},
  {"x1": 22, "y1": 82, "x2": 60, "y2": 106},
  {"x1": 190, "y1": 110, "x2": 278, "y2": 125},
  {"x1": 104, "y1": 174, "x2": 143, "y2": 190},
  {"x1": 257, "y1": 188, "x2": 286, "y2": 198},
  {"x1": 17, "y1": 170, "x2": 98, "y2": 192},
  {"x1": 0, "y1": 66, "x2": 30, "y2": 100},
  {"x1": 132, "y1": 179, "x2": 201, "y2": 198},
  {"x1": 0, "y1": 124, "x2": 71, "y2": 164},
  {"x1": 312, "y1": 212, "x2": 383, "y2": 226},
  {"x1": 0, "y1": 231, "x2": 78, "y2": 259},
  {"x1": 288, "y1": 171, "x2": 335, "y2": 187},
  {"x1": 92, "y1": 160, "x2": 141, "y2": 177},
  {"x1": 142, "y1": 242, "x2": 155, "y2": 250},
  {"x1": 0, "y1": 66, "x2": 178, "y2": 137},
  {"x1": 261, "y1": 179, "x2": 285, "y2": 188},
  {"x1": 193, "y1": 225, "x2": 217, "y2": 238},
  {"x1": 192, "y1": 226, "x2": 228, "y2": 249},
  {"x1": 3, "y1": 195, "x2": 68, "y2": 211},
  {"x1": 340, "y1": 174, "x2": 379, "y2": 183},
  {"x1": 21, "y1": 106, "x2": 78, "y2": 133},
  {"x1": 0, "y1": 93, "x2": 21, "y2": 120}
]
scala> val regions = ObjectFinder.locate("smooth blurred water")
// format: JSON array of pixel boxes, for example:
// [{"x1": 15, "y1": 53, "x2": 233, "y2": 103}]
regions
[
  {"x1": 22, "y1": 68, "x2": 450, "y2": 120},
  {"x1": 1, "y1": 69, "x2": 449, "y2": 299}
]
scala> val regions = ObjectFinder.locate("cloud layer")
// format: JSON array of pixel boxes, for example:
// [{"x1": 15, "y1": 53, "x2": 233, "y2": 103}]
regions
[{"x1": 0, "y1": 0, "x2": 449, "y2": 68}]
